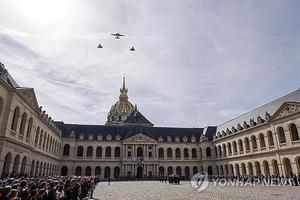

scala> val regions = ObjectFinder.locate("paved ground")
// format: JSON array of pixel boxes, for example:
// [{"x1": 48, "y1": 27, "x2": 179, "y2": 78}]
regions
[{"x1": 93, "y1": 181, "x2": 300, "y2": 200}]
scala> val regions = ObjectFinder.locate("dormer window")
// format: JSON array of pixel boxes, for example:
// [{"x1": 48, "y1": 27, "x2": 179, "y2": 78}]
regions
[
  {"x1": 116, "y1": 134, "x2": 121, "y2": 141},
  {"x1": 107, "y1": 134, "x2": 112, "y2": 141},
  {"x1": 167, "y1": 136, "x2": 172, "y2": 142},
  {"x1": 191, "y1": 136, "x2": 196, "y2": 143},
  {"x1": 79, "y1": 134, "x2": 84, "y2": 140},
  {"x1": 97, "y1": 135, "x2": 102, "y2": 141},
  {"x1": 88, "y1": 135, "x2": 93, "y2": 140},
  {"x1": 158, "y1": 136, "x2": 163, "y2": 142},
  {"x1": 175, "y1": 137, "x2": 180, "y2": 142},
  {"x1": 183, "y1": 136, "x2": 188, "y2": 142}
]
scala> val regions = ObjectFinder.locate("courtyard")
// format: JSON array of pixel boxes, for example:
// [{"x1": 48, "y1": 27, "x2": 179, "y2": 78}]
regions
[{"x1": 93, "y1": 181, "x2": 300, "y2": 200}]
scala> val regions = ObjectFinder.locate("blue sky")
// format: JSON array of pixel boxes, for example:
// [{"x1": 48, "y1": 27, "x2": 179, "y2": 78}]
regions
[{"x1": 0, "y1": 0, "x2": 299, "y2": 127}]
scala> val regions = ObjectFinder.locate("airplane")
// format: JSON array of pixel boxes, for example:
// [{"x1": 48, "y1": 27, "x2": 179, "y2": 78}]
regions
[
  {"x1": 130, "y1": 46, "x2": 135, "y2": 51},
  {"x1": 111, "y1": 33, "x2": 125, "y2": 39},
  {"x1": 97, "y1": 44, "x2": 103, "y2": 48}
]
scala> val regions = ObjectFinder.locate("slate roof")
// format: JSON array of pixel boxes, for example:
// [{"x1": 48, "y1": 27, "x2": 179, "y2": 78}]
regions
[
  {"x1": 123, "y1": 109, "x2": 153, "y2": 126},
  {"x1": 56, "y1": 122, "x2": 208, "y2": 142},
  {"x1": 0, "y1": 62, "x2": 19, "y2": 88},
  {"x1": 216, "y1": 88, "x2": 300, "y2": 134}
]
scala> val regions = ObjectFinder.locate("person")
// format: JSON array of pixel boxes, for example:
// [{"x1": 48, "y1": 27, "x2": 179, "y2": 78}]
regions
[
  {"x1": 108, "y1": 177, "x2": 111, "y2": 186},
  {"x1": 90, "y1": 180, "x2": 96, "y2": 199}
]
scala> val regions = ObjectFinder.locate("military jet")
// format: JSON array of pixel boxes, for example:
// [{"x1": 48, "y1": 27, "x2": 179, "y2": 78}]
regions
[
  {"x1": 130, "y1": 46, "x2": 135, "y2": 51},
  {"x1": 97, "y1": 44, "x2": 103, "y2": 48},
  {"x1": 111, "y1": 33, "x2": 125, "y2": 39}
]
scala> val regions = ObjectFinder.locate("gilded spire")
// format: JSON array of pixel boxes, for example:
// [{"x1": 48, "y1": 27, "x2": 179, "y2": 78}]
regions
[{"x1": 119, "y1": 76, "x2": 128, "y2": 101}]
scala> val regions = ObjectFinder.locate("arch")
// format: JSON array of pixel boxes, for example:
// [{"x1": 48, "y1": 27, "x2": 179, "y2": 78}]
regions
[
  {"x1": 192, "y1": 148, "x2": 197, "y2": 158},
  {"x1": 232, "y1": 141, "x2": 237, "y2": 154},
  {"x1": 267, "y1": 131, "x2": 274, "y2": 146},
  {"x1": 19, "y1": 113, "x2": 27, "y2": 135},
  {"x1": 35, "y1": 161, "x2": 39, "y2": 176},
  {"x1": 3, "y1": 153, "x2": 12, "y2": 174},
  {"x1": 75, "y1": 166, "x2": 82, "y2": 176},
  {"x1": 218, "y1": 145, "x2": 222, "y2": 156},
  {"x1": 13, "y1": 155, "x2": 20, "y2": 173},
  {"x1": 255, "y1": 161, "x2": 261, "y2": 175},
  {"x1": 290, "y1": 123, "x2": 299, "y2": 141},
  {"x1": 30, "y1": 160, "x2": 35, "y2": 176},
  {"x1": 238, "y1": 139, "x2": 243, "y2": 153},
  {"x1": 175, "y1": 148, "x2": 181, "y2": 158},
  {"x1": 168, "y1": 166, "x2": 173, "y2": 175},
  {"x1": 87, "y1": 146, "x2": 93, "y2": 157},
  {"x1": 259, "y1": 133, "x2": 266, "y2": 148},
  {"x1": 96, "y1": 147, "x2": 102, "y2": 157},
  {"x1": 39, "y1": 130, "x2": 43, "y2": 146},
  {"x1": 247, "y1": 162, "x2": 253, "y2": 175},
  {"x1": 272, "y1": 160, "x2": 279, "y2": 176},
  {"x1": 206, "y1": 147, "x2": 211, "y2": 157},
  {"x1": 251, "y1": 135, "x2": 257, "y2": 150},
  {"x1": 263, "y1": 161, "x2": 270, "y2": 175},
  {"x1": 20, "y1": 156, "x2": 27, "y2": 174},
  {"x1": 105, "y1": 147, "x2": 111, "y2": 157},
  {"x1": 282, "y1": 158, "x2": 293, "y2": 177},
  {"x1": 114, "y1": 147, "x2": 120, "y2": 157},
  {"x1": 184, "y1": 148, "x2": 189, "y2": 158},
  {"x1": 216, "y1": 165, "x2": 219, "y2": 175},
  {"x1": 95, "y1": 166, "x2": 101, "y2": 176},
  {"x1": 85, "y1": 166, "x2": 91, "y2": 176},
  {"x1": 227, "y1": 142, "x2": 232, "y2": 155},
  {"x1": 222, "y1": 144, "x2": 227, "y2": 156},
  {"x1": 158, "y1": 148, "x2": 164, "y2": 158},
  {"x1": 235, "y1": 163, "x2": 240, "y2": 176},
  {"x1": 104, "y1": 167, "x2": 111, "y2": 178},
  {"x1": 77, "y1": 146, "x2": 83, "y2": 157},
  {"x1": 61, "y1": 166, "x2": 68, "y2": 176},
  {"x1": 176, "y1": 166, "x2": 181, "y2": 176},
  {"x1": 207, "y1": 166, "x2": 213, "y2": 175},
  {"x1": 193, "y1": 166, "x2": 198, "y2": 175},
  {"x1": 184, "y1": 166, "x2": 190, "y2": 178},
  {"x1": 11, "y1": 107, "x2": 20, "y2": 131},
  {"x1": 114, "y1": 166, "x2": 120, "y2": 178},
  {"x1": 241, "y1": 163, "x2": 246, "y2": 175},
  {"x1": 295, "y1": 157, "x2": 300, "y2": 176},
  {"x1": 244, "y1": 137, "x2": 250, "y2": 151},
  {"x1": 220, "y1": 165, "x2": 224, "y2": 175},
  {"x1": 277, "y1": 126, "x2": 286, "y2": 144},
  {"x1": 137, "y1": 147, "x2": 143, "y2": 157},
  {"x1": 0, "y1": 97, "x2": 3, "y2": 117},
  {"x1": 199, "y1": 147, "x2": 203, "y2": 158},
  {"x1": 35, "y1": 127, "x2": 40, "y2": 144},
  {"x1": 26, "y1": 118, "x2": 33, "y2": 138},
  {"x1": 159, "y1": 166, "x2": 165, "y2": 176},
  {"x1": 224, "y1": 165, "x2": 229, "y2": 175},
  {"x1": 167, "y1": 148, "x2": 172, "y2": 158},
  {"x1": 63, "y1": 144, "x2": 70, "y2": 156}
]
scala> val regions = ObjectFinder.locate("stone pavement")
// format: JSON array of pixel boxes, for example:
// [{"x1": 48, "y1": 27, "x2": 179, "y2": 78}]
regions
[{"x1": 93, "y1": 181, "x2": 300, "y2": 200}]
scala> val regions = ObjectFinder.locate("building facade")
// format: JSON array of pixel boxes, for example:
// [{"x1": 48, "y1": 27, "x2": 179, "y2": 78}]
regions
[{"x1": 0, "y1": 63, "x2": 299, "y2": 179}]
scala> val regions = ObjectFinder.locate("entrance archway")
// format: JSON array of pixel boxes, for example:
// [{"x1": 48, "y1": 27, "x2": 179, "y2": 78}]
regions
[
  {"x1": 3, "y1": 153, "x2": 12, "y2": 174},
  {"x1": 61, "y1": 166, "x2": 68, "y2": 176},
  {"x1": 283, "y1": 158, "x2": 293, "y2": 177},
  {"x1": 137, "y1": 166, "x2": 143, "y2": 178},
  {"x1": 114, "y1": 167, "x2": 120, "y2": 179},
  {"x1": 104, "y1": 167, "x2": 111, "y2": 178}
]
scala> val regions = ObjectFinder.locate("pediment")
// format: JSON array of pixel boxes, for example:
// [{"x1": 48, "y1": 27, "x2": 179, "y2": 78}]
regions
[
  {"x1": 271, "y1": 102, "x2": 300, "y2": 121},
  {"x1": 16, "y1": 88, "x2": 39, "y2": 111},
  {"x1": 123, "y1": 133, "x2": 157, "y2": 143}
]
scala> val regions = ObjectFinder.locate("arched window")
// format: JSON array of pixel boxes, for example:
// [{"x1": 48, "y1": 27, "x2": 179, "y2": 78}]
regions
[
  {"x1": 193, "y1": 166, "x2": 198, "y2": 175},
  {"x1": 206, "y1": 147, "x2": 211, "y2": 157},
  {"x1": 158, "y1": 148, "x2": 164, "y2": 158},
  {"x1": 235, "y1": 163, "x2": 240, "y2": 176},
  {"x1": 63, "y1": 144, "x2": 70, "y2": 156},
  {"x1": 282, "y1": 158, "x2": 293, "y2": 177},
  {"x1": 26, "y1": 118, "x2": 33, "y2": 138},
  {"x1": 105, "y1": 147, "x2": 111, "y2": 157},
  {"x1": 267, "y1": 131, "x2": 274, "y2": 146},
  {"x1": 104, "y1": 167, "x2": 111, "y2": 178},
  {"x1": 87, "y1": 146, "x2": 93, "y2": 157},
  {"x1": 20, "y1": 156, "x2": 27, "y2": 174},
  {"x1": 227, "y1": 143, "x2": 232, "y2": 155},
  {"x1": 75, "y1": 166, "x2": 82, "y2": 176},
  {"x1": 185, "y1": 166, "x2": 190, "y2": 178},
  {"x1": 61, "y1": 166, "x2": 68, "y2": 176},
  {"x1": 96, "y1": 147, "x2": 102, "y2": 157},
  {"x1": 35, "y1": 127, "x2": 40, "y2": 144},
  {"x1": 114, "y1": 147, "x2": 120, "y2": 157},
  {"x1": 167, "y1": 148, "x2": 172, "y2": 158},
  {"x1": 232, "y1": 141, "x2": 237, "y2": 154},
  {"x1": 259, "y1": 133, "x2": 266, "y2": 148},
  {"x1": 207, "y1": 166, "x2": 213, "y2": 175},
  {"x1": 39, "y1": 130, "x2": 43, "y2": 146},
  {"x1": 251, "y1": 135, "x2": 257, "y2": 150},
  {"x1": 192, "y1": 148, "x2": 197, "y2": 158},
  {"x1": 272, "y1": 160, "x2": 279, "y2": 176},
  {"x1": 238, "y1": 139, "x2": 243, "y2": 153},
  {"x1": 176, "y1": 166, "x2": 181, "y2": 176},
  {"x1": 255, "y1": 161, "x2": 261, "y2": 175},
  {"x1": 13, "y1": 155, "x2": 20, "y2": 173},
  {"x1": 175, "y1": 148, "x2": 181, "y2": 158},
  {"x1": 263, "y1": 161, "x2": 270, "y2": 175},
  {"x1": 85, "y1": 166, "x2": 91, "y2": 176},
  {"x1": 3, "y1": 153, "x2": 12, "y2": 174},
  {"x1": 241, "y1": 163, "x2": 246, "y2": 175},
  {"x1": 167, "y1": 166, "x2": 173, "y2": 175},
  {"x1": 222, "y1": 144, "x2": 227, "y2": 156},
  {"x1": 77, "y1": 146, "x2": 83, "y2": 157},
  {"x1": 11, "y1": 107, "x2": 20, "y2": 131},
  {"x1": 277, "y1": 126, "x2": 286, "y2": 144},
  {"x1": 114, "y1": 167, "x2": 120, "y2": 179},
  {"x1": 218, "y1": 145, "x2": 222, "y2": 156},
  {"x1": 95, "y1": 166, "x2": 101, "y2": 176},
  {"x1": 199, "y1": 148, "x2": 202, "y2": 159},
  {"x1": 244, "y1": 137, "x2": 250, "y2": 151},
  {"x1": 19, "y1": 113, "x2": 27, "y2": 135},
  {"x1": 290, "y1": 123, "x2": 299, "y2": 141},
  {"x1": 184, "y1": 148, "x2": 189, "y2": 158}
]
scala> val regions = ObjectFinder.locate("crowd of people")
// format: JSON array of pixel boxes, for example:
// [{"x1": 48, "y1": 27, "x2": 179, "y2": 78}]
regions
[{"x1": 0, "y1": 175, "x2": 99, "y2": 200}]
